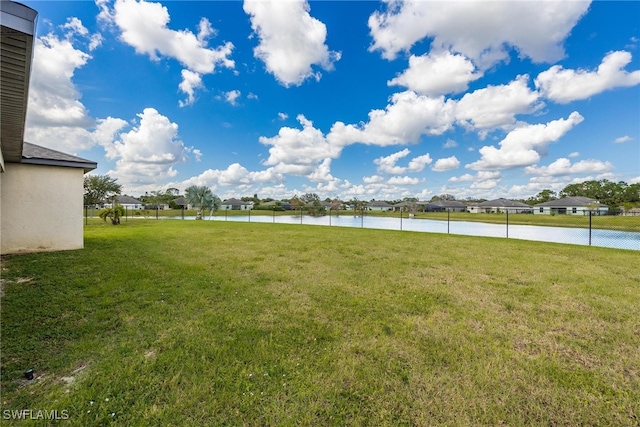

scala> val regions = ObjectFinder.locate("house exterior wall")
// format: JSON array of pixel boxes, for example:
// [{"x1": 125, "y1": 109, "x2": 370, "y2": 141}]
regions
[
  {"x1": 1, "y1": 163, "x2": 85, "y2": 254},
  {"x1": 533, "y1": 206, "x2": 608, "y2": 215},
  {"x1": 221, "y1": 204, "x2": 252, "y2": 211}
]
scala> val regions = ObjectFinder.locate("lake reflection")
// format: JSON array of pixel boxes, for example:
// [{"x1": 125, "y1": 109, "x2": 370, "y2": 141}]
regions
[{"x1": 163, "y1": 214, "x2": 639, "y2": 251}]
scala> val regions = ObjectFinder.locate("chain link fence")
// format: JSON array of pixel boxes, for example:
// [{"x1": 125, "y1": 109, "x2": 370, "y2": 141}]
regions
[{"x1": 85, "y1": 206, "x2": 640, "y2": 251}]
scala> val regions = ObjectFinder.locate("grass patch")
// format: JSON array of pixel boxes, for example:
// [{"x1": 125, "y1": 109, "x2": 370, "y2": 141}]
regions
[{"x1": 2, "y1": 220, "x2": 639, "y2": 425}]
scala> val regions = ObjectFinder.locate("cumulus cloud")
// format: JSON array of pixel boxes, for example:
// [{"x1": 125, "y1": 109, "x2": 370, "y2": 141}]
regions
[
  {"x1": 102, "y1": 0, "x2": 234, "y2": 105},
  {"x1": 432, "y1": 156, "x2": 460, "y2": 172},
  {"x1": 224, "y1": 90, "x2": 241, "y2": 106},
  {"x1": 243, "y1": 0, "x2": 340, "y2": 86},
  {"x1": 374, "y1": 149, "x2": 433, "y2": 175},
  {"x1": 466, "y1": 112, "x2": 584, "y2": 171},
  {"x1": 102, "y1": 108, "x2": 194, "y2": 186},
  {"x1": 388, "y1": 51, "x2": 482, "y2": 96},
  {"x1": 165, "y1": 163, "x2": 284, "y2": 195},
  {"x1": 524, "y1": 158, "x2": 614, "y2": 176},
  {"x1": 388, "y1": 176, "x2": 422, "y2": 185},
  {"x1": 259, "y1": 115, "x2": 343, "y2": 176},
  {"x1": 374, "y1": 149, "x2": 411, "y2": 174},
  {"x1": 368, "y1": 0, "x2": 590, "y2": 67},
  {"x1": 278, "y1": 112, "x2": 289, "y2": 120},
  {"x1": 328, "y1": 91, "x2": 456, "y2": 147},
  {"x1": 25, "y1": 31, "x2": 95, "y2": 152},
  {"x1": 455, "y1": 75, "x2": 544, "y2": 135},
  {"x1": 568, "y1": 151, "x2": 580, "y2": 158},
  {"x1": 535, "y1": 51, "x2": 640, "y2": 103},
  {"x1": 178, "y1": 70, "x2": 203, "y2": 107}
]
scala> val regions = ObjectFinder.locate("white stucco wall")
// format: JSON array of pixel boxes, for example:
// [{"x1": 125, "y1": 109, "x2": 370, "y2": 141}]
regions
[{"x1": 1, "y1": 163, "x2": 85, "y2": 254}]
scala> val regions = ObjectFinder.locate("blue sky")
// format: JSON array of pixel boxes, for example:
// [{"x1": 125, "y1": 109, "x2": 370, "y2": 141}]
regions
[{"x1": 21, "y1": 0, "x2": 640, "y2": 201}]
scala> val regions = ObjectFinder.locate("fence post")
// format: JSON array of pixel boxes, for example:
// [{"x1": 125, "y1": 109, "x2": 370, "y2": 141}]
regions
[
  {"x1": 248, "y1": 208, "x2": 251, "y2": 223},
  {"x1": 589, "y1": 211, "x2": 593, "y2": 246},
  {"x1": 506, "y1": 209, "x2": 509, "y2": 238},
  {"x1": 85, "y1": 206, "x2": 88, "y2": 225},
  {"x1": 400, "y1": 208, "x2": 403, "y2": 231},
  {"x1": 182, "y1": 205, "x2": 184, "y2": 220},
  {"x1": 126, "y1": 206, "x2": 128, "y2": 222},
  {"x1": 447, "y1": 209, "x2": 450, "y2": 234}
]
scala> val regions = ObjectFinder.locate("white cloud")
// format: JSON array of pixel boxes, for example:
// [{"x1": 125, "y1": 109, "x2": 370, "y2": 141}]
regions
[
  {"x1": 328, "y1": 91, "x2": 456, "y2": 146},
  {"x1": 165, "y1": 164, "x2": 284, "y2": 195},
  {"x1": 535, "y1": 51, "x2": 640, "y2": 103},
  {"x1": 466, "y1": 112, "x2": 584, "y2": 171},
  {"x1": 449, "y1": 170, "x2": 500, "y2": 183},
  {"x1": 407, "y1": 153, "x2": 433, "y2": 172},
  {"x1": 178, "y1": 70, "x2": 203, "y2": 107},
  {"x1": 432, "y1": 156, "x2": 460, "y2": 172},
  {"x1": 363, "y1": 175, "x2": 385, "y2": 184},
  {"x1": 524, "y1": 158, "x2": 614, "y2": 176},
  {"x1": 61, "y1": 17, "x2": 89, "y2": 37},
  {"x1": 104, "y1": 0, "x2": 234, "y2": 104},
  {"x1": 568, "y1": 151, "x2": 580, "y2": 158},
  {"x1": 374, "y1": 149, "x2": 410, "y2": 174},
  {"x1": 243, "y1": 0, "x2": 340, "y2": 86},
  {"x1": 25, "y1": 32, "x2": 95, "y2": 152},
  {"x1": 259, "y1": 115, "x2": 343, "y2": 176},
  {"x1": 368, "y1": 0, "x2": 590, "y2": 67},
  {"x1": 247, "y1": 92, "x2": 259, "y2": 100},
  {"x1": 278, "y1": 112, "x2": 289, "y2": 120},
  {"x1": 629, "y1": 176, "x2": 640, "y2": 184},
  {"x1": 388, "y1": 51, "x2": 482, "y2": 96},
  {"x1": 443, "y1": 139, "x2": 458, "y2": 149},
  {"x1": 103, "y1": 108, "x2": 194, "y2": 186},
  {"x1": 455, "y1": 75, "x2": 544, "y2": 134},
  {"x1": 614, "y1": 135, "x2": 634, "y2": 144},
  {"x1": 388, "y1": 176, "x2": 421, "y2": 185},
  {"x1": 225, "y1": 90, "x2": 241, "y2": 106}
]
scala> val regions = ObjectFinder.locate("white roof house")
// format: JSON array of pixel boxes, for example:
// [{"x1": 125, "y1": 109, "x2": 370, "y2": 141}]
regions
[{"x1": 1, "y1": 1, "x2": 98, "y2": 254}]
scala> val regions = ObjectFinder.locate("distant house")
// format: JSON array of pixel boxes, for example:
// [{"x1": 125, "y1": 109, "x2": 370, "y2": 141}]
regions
[
  {"x1": 366, "y1": 201, "x2": 392, "y2": 211},
  {"x1": 116, "y1": 195, "x2": 143, "y2": 210},
  {"x1": 1, "y1": 2, "x2": 97, "y2": 254},
  {"x1": 261, "y1": 200, "x2": 291, "y2": 210},
  {"x1": 221, "y1": 198, "x2": 253, "y2": 211},
  {"x1": 469, "y1": 198, "x2": 533, "y2": 214},
  {"x1": 430, "y1": 200, "x2": 468, "y2": 212},
  {"x1": 173, "y1": 196, "x2": 192, "y2": 210},
  {"x1": 534, "y1": 196, "x2": 609, "y2": 215}
]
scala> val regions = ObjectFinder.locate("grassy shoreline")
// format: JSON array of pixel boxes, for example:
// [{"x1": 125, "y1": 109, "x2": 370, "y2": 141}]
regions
[{"x1": 2, "y1": 220, "x2": 639, "y2": 425}]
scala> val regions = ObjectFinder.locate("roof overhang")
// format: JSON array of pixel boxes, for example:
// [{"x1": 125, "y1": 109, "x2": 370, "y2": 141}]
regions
[{"x1": 1, "y1": 1, "x2": 38, "y2": 170}]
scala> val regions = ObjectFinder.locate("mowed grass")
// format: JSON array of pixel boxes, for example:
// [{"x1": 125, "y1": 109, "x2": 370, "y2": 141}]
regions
[{"x1": 1, "y1": 220, "x2": 639, "y2": 426}]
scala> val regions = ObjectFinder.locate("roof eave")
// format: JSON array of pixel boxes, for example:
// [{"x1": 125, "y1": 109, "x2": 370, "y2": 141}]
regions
[
  {"x1": 1, "y1": 1, "x2": 38, "y2": 165},
  {"x1": 21, "y1": 157, "x2": 97, "y2": 173}
]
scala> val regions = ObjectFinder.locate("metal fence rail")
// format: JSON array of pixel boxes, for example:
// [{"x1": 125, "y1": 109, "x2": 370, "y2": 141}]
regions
[{"x1": 85, "y1": 206, "x2": 640, "y2": 251}]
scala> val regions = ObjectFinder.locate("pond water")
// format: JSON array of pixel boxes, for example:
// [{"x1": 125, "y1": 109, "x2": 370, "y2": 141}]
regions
[{"x1": 159, "y1": 214, "x2": 639, "y2": 251}]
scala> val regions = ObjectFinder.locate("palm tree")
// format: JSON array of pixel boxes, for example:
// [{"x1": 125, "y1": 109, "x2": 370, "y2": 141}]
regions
[
  {"x1": 99, "y1": 205, "x2": 125, "y2": 225},
  {"x1": 185, "y1": 185, "x2": 221, "y2": 220}
]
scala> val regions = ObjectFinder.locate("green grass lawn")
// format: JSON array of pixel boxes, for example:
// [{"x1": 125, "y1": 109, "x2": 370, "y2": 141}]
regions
[{"x1": 2, "y1": 220, "x2": 639, "y2": 425}]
